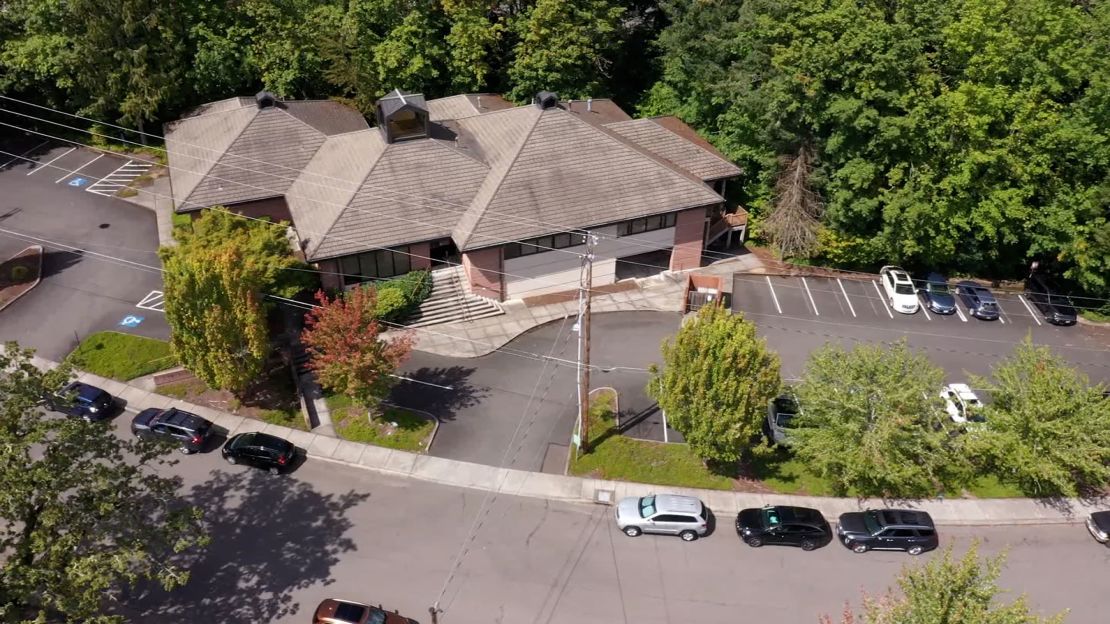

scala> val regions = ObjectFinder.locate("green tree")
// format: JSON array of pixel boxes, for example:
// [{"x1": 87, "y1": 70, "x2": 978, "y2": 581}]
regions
[
  {"x1": 823, "y1": 544, "x2": 1065, "y2": 624},
  {"x1": 242, "y1": 0, "x2": 343, "y2": 98},
  {"x1": 506, "y1": 0, "x2": 625, "y2": 102},
  {"x1": 301, "y1": 287, "x2": 414, "y2": 412},
  {"x1": 0, "y1": 342, "x2": 208, "y2": 622},
  {"x1": 648, "y1": 304, "x2": 781, "y2": 464},
  {"x1": 443, "y1": 0, "x2": 502, "y2": 92},
  {"x1": 160, "y1": 211, "x2": 293, "y2": 394},
  {"x1": 791, "y1": 340, "x2": 968, "y2": 498},
  {"x1": 970, "y1": 338, "x2": 1110, "y2": 497},
  {"x1": 373, "y1": 1, "x2": 450, "y2": 95}
]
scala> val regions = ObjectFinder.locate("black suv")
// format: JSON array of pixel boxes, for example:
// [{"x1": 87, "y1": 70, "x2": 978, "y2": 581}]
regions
[
  {"x1": 222, "y1": 432, "x2": 296, "y2": 475},
  {"x1": 736, "y1": 505, "x2": 832, "y2": 551},
  {"x1": 836, "y1": 508, "x2": 938, "y2": 555},
  {"x1": 46, "y1": 382, "x2": 115, "y2": 421},
  {"x1": 1024, "y1": 273, "x2": 1077, "y2": 326},
  {"x1": 131, "y1": 407, "x2": 214, "y2": 454}
]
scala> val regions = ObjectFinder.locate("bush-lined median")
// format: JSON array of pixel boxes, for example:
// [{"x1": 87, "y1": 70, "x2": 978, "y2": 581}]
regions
[{"x1": 327, "y1": 394, "x2": 435, "y2": 452}]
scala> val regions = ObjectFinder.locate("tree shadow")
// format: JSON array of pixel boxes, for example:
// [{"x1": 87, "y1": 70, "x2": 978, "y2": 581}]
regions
[
  {"x1": 388, "y1": 366, "x2": 485, "y2": 422},
  {"x1": 119, "y1": 469, "x2": 369, "y2": 623},
  {"x1": 40, "y1": 250, "x2": 84, "y2": 279}
]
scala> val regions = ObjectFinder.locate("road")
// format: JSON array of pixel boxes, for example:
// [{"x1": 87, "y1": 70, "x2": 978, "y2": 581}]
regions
[{"x1": 109, "y1": 413, "x2": 1102, "y2": 624}]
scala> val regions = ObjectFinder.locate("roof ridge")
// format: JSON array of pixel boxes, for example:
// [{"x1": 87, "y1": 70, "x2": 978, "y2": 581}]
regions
[
  {"x1": 181, "y1": 107, "x2": 259, "y2": 205},
  {"x1": 427, "y1": 137, "x2": 490, "y2": 168},
  {"x1": 457, "y1": 107, "x2": 544, "y2": 249},
  {"x1": 274, "y1": 107, "x2": 328, "y2": 140}
]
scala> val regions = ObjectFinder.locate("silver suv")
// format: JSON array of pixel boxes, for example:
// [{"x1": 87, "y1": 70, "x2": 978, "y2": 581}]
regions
[{"x1": 615, "y1": 494, "x2": 708, "y2": 541}]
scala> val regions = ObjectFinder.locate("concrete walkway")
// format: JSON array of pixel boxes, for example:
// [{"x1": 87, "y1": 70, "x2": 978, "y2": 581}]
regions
[
  {"x1": 391, "y1": 252, "x2": 764, "y2": 358},
  {"x1": 119, "y1": 172, "x2": 175, "y2": 247},
  {"x1": 19, "y1": 350, "x2": 1102, "y2": 526}
]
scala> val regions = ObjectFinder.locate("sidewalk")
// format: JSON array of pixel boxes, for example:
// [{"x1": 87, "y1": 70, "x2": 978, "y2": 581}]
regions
[
  {"x1": 24, "y1": 351, "x2": 1100, "y2": 526},
  {"x1": 390, "y1": 252, "x2": 764, "y2": 357},
  {"x1": 119, "y1": 172, "x2": 175, "y2": 248}
]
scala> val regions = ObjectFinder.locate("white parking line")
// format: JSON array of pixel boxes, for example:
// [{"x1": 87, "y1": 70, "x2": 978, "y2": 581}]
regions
[
  {"x1": 0, "y1": 140, "x2": 49, "y2": 168},
  {"x1": 55, "y1": 153, "x2": 102, "y2": 183},
  {"x1": 1017, "y1": 294, "x2": 1042, "y2": 326},
  {"x1": 954, "y1": 305, "x2": 968, "y2": 322},
  {"x1": 836, "y1": 278, "x2": 856, "y2": 318},
  {"x1": 871, "y1": 280, "x2": 893, "y2": 318},
  {"x1": 765, "y1": 276, "x2": 783, "y2": 314},
  {"x1": 920, "y1": 303, "x2": 932, "y2": 321},
  {"x1": 136, "y1": 290, "x2": 165, "y2": 312},
  {"x1": 801, "y1": 277, "x2": 819, "y2": 316},
  {"x1": 26, "y1": 147, "x2": 75, "y2": 175},
  {"x1": 85, "y1": 159, "x2": 150, "y2": 196},
  {"x1": 996, "y1": 302, "x2": 1007, "y2": 324}
]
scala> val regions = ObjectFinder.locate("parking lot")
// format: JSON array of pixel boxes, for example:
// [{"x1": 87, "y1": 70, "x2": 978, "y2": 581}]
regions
[
  {"x1": 732, "y1": 273, "x2": 1110, "y2": 382},
  {"x1": 0, "y1": 133, "x2": 169, "y2": 360}
]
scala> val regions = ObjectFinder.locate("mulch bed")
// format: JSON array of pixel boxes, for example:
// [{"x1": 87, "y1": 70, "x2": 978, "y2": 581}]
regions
[
  {"x1": 0, "y1": 246, "x2": 42, "y2": 309},
  {"x1": 153, "y1": 355, "x2": 304, "y2": 428}
]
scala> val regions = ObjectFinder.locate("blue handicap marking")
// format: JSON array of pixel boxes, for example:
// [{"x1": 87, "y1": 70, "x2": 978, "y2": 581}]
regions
[
  {"x1": 68, "y1": 177, "x2": 87, "y2": 187},
  {"x1": 118, "y1": 315, "x2": 144, "y2": 328}
]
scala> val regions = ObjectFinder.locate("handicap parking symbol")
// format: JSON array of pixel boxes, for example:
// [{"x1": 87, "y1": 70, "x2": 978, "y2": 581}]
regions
[
  {"x1": 118, "y1": 315, "x2": 144, "y2": 328},
  {"x1": 68, "y1": 177, "x2": 87, "y2": 187}
]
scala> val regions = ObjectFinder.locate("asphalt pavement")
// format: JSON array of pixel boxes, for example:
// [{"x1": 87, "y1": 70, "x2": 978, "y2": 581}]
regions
[
  {"x1": 393, "y1": 311, "x2": 683, "y2": 471},
  {"x1": 103, "y1": 410, "x2": 1105, "y2": 624},
  {"x1": 0, "y1": 135, "x2": 169, "y2": 359}
]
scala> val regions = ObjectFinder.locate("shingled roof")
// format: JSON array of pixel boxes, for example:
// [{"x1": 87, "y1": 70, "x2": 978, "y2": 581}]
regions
[
  {"x1": 166, "y1": 92, "x2": 741, "y2": 261},
  {"x1": 164, "y1": 99, "x2": 368, "y2": 210},
  {"x1": 604, "y1": 117, "x2": 742, "y2": 181}
]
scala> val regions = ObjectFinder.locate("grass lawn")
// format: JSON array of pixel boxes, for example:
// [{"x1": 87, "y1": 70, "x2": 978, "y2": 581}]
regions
[
  {"x1": 1081, "y1": 308, "x2": 1110, "y2": 323},
  {"x1": 327, "y1": 394, "x2": 435, "y2": 452},
  {"x1": 965, "y1": 474, "x2": 1025, "y2": 498},
  {"x1": 68, "y1": 331, "x2": 176, "y2": 380},
  {"x1": 568, "y1": 389, "x2": 737, "y2": 490},
  {"x1": 746, "y1": 452, "x2": 838, "y2": 496}
]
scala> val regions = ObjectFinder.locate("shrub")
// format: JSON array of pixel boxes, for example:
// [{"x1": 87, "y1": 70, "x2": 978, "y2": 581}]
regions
[
  {"x1": 374, "y1": 287, "x2": 408, "y2": 322},
  {"x1": 10, "y1": 265, "x2": 30, "y2": 282},
  {"x1": 370, "y1": 270, "x2": 432, "y2": 322}
]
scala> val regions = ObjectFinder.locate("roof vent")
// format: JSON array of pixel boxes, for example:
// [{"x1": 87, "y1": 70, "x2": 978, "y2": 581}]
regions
[
  {"x1": 255, "y1": 91, "x2": 279, "y2": 109},
  {"x1": 535, "y1": 91, "x2": 559, "y2": 110}
]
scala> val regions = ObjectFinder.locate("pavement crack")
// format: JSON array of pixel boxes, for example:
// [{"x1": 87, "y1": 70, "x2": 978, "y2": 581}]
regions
[{"x1": 525, "y1": 499, "x2": 550, "y2": 547}]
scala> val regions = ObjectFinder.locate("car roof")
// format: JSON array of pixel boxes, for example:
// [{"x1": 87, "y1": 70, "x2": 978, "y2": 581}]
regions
[
  {"x1": 66, "y1": 382, "x2": 106, "y2": 400},
  {"x1": 882, "y1": 266, "x2": 912, "y2": 282},
  {"x1": 946, "y1": 383, "x2": 976, "y2": 398},
  {"x1": 873, "y1": 509, "x2": 934, "y2": 528},
  {"x1": 162, "y1": 408, "x2": 206, "y2": 428},
  {"x1": 773, "y1": 505, "x2": 825, "y2": 524},
  {"x1": 251, "y1": 432, "x2": 293, "y2": 451},
  {"x1": 653, "y1": 494, "x2": 703, "y2": 514}
]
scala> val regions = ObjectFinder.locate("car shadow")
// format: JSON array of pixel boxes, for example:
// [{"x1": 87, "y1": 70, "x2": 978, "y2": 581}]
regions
[
  {"x1": 117, "y1": 469, "x2": 370, "y2": 623},
  {"x1": 702, "y1": 507, "x2": 718, "y2": 538}
]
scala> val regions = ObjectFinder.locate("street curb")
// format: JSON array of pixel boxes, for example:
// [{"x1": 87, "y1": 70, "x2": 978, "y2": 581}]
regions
[{"x1": 0, "y1": 244, "x2": 43, "y2": 313}]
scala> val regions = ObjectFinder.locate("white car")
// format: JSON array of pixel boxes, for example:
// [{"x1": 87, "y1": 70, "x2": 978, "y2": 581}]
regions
[
  {"x1": 941, "y1": 383, "x2": 983, "y2": 424},
  {"x1": 879, "y1": 265, "x2": 919, "y2": 314}
]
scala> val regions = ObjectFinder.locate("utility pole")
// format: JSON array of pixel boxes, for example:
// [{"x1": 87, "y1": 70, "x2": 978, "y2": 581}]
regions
[{"x1": 575, "y1": 235, "x2": 597, "y2": 456}]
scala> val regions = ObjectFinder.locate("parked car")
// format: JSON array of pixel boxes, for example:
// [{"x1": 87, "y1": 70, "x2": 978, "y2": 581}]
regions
[
  {"x1": 955, "y1": 281, "x2": 1001, "y2": 320},
  {"x1": 1024, "y1": 273, "x2": 1078, "y2": 326},
  {"x1": 766, "y1": 395, "x2": 798, "y2": 446},
  {"x1": 836, "y1": 509, "x2": 938, "y2": 555},
  {"x1": 918, "y1": 272, "x2": 957, "y2": 315},
  {"x1": 940, "y1": 383, "x2": 984, "y2": 424},
  {"x1": 313, "y1": 599, "x2": 417, "y2": 624},
  {"x1": 221, "y1": 432, "x2": 295, "y2": 475},
  {"x1": 879, "y1": 266, "x2": 919, "y2": 314},
  {"x1": 131, "y1": 407, "x2": 214, "y2": 454},
  {"x1": 45, "y1": 381, "x2": 115, "y2": 421},
  {"x1": 615, "y1": 494, "x2": 708, "y2": 541},
  {"x1": 1085, "y1": 512, "x2": 1110, "y2": 545},
  {"x1": 735, "y1": 505, "x2": 831, "y2": 551}
]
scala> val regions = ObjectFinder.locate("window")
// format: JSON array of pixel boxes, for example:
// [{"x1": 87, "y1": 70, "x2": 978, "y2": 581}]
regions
[
  {"x1": 339, "y1": 246, "x2": 412, "y2": 284},
  {"x1": 639, "y1": 496, "x2": 656, "y2": 518},
  {"x1": 890, "y1": 529, "x2": 915, "y2": 538},
  {"x1": 917, "y1": 528, "x2": 935, "y2": 537},
  {"x1": 504, "y1": 232, "x2": 586, "y2": 259},
  {"x1": 616, "y1": 213, "x2": 677, "y2": 237}
]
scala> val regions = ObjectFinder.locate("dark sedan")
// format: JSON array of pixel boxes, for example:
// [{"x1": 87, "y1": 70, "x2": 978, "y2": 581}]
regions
[
  {"x1": 221, "y1": 431, "x2": 295, "y2": 475},
  {"x1": 735, "y1": 505, "x2": 831, "y2": 551},
  {"x1": 1024, "y1": 274, "x2": 1077, "y2": 326},
  {"x1": 955, "y1": 281, "x2": 1001, "y2": 320},
  {"x1": 45, "y1": 382, "x2": 115, "y2": 421},
  {"x1": 918, "y1": 272, "x2": 957, "y2": 314},
  {"x1": 131, "y1": 407, "x2": 214, "y2": 454},
  {"x1": 1086, "y1": 511, "x2": 1110, "y2": 545},
  {"x1": 836, "y1": 508, "x2": 938, "y2": 555}
]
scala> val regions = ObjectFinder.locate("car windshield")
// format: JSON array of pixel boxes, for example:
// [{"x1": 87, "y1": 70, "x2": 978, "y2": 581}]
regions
[
  {"x1": 762, "y1": 507, "x2": 781, "y2": 527},
  {"x1": 335, "y1": 604, "x2": 368, "y2": 622},
  {"x1": 927, "y1": 282, "x2": 950, "y2": 294},
  {"x1": 775, "y1": 413, "x2": 794, "y2": 427},
  {"x1": 895, "y1": 283, "x2": 914, "y2": 295},
  {"x1": 639, "y1": 496, "x2": 656, "y2": 518},
  {"x1": 367, "y1": 609, "x2": 387, "y2": 624},
  {"x1": 863, "y1": 511, "x2": 882, "y2": 535}
]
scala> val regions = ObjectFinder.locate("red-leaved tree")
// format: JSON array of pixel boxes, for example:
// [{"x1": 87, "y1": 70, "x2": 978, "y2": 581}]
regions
[{"x1": 301, "y1": 287, "x2": 414, "y2": 414}]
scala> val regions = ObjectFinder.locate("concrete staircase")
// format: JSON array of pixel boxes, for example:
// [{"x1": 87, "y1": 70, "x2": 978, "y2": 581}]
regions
[{"x1": 406, "y1": 266, "x2": 504, "y2": 327}]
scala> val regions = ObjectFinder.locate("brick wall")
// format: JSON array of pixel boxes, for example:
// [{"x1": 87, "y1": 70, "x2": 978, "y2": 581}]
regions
[
  {"x1": 462, "y1": 246, "x2": 504, "y2": 301},
  {"x1": 217, "y1": 197, "x2": 294, "y2": 224},
  {"x1": 316, "y1": 259, "x2": 342, "y2": 291},
  {"x1": 409, "y1": 241, "x2": 432, "y2": 271},
  {"x1": 669, "y1": 206, "x2": 710, "y2": 271}
]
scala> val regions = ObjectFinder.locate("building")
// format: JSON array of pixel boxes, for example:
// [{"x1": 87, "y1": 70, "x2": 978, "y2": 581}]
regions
[{"x1": 164, "y1": 89, "x2": 745, "y2": 302}]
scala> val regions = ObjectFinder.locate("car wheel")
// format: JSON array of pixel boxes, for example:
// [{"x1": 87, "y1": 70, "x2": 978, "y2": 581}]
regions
[
  {"x1": 907, "y1": 545, "x2": 924, "y2": 556},
  {"x1": 178, "y1": 446, "x2": 192, "y2": 455},
  {"x1": 224, "y1": 455, "x2": 237, "y2": 465},
  {"x1": 801, "y1": 540, "x2": 817, "y2": 551},
  {"x1": 746, "y1": 537, "x2": 763, "y2": 548},
  {"x1": 679, "y1": 530, "x2": 698, "y2": 542},
  {"x1": 268, "y1": 466, "x2": 280, "y2": 476},
  {"x1": 851, "y1": 542, "x2": 869, "y2": 554},
  {"x1": 623, "y1": 526, "x2": 642, "y2": 537}
]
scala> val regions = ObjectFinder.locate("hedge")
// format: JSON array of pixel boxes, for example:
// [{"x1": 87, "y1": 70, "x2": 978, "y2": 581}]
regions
[{"x1": 371, "y1": 269, "x2": 432, "y2": 322}]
